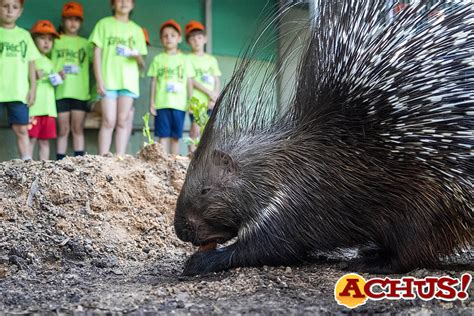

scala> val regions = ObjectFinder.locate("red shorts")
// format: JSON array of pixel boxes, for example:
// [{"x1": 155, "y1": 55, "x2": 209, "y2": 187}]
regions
[{"x1": 28, "y1": 116, "x2": 57, "y2": 140}]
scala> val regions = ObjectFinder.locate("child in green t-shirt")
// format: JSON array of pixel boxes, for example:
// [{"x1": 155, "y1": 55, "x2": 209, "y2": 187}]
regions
[
  {"x1": 147, "y1": 20, "x2": 195, "y2": 156},
  {"x1": 52, "y1": 2, "x2": 92, "y2": 160},
  {"x1": 29, "y1": 20, "x2": 61, "y2": 161},
  {"x1": 0, "y1": 0, "x2": 40, "y2": 160},
  {"x1": 89, "y1": 0, "x2": 148, "y2": 156},
  {"x1": 185, "y1": 20, "x2": 222, "y2": 153}
]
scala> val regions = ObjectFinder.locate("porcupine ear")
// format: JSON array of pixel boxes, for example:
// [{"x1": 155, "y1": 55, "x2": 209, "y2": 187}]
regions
[{"x1": 212, "y1": 150, "x2": 236, "y2": 173}]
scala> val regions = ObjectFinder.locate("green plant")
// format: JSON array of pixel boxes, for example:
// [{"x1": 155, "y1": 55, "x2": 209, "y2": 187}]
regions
[
  {"x1": 187, "y1": 97, "x2": 210, "y2": 146},
  {"x1": 142, "y1": 112, "x2": 154, "y2": 146}
]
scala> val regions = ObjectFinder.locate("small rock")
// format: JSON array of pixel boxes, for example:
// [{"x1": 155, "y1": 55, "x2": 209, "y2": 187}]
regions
[
  {"x1": 63, "y1": 165, "x2": 75, "y2": 172},
  {"x1": 111, "y1": 269, "x2": 124, "y2": 275}
]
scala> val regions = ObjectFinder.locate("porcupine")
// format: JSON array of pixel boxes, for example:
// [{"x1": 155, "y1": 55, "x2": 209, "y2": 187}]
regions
[{"x1": 174, "y1": 0, "x2": 473, "y2": 276}]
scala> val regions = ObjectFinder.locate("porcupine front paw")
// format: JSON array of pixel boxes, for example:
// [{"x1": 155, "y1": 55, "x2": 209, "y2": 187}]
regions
[{"x1": 182, "y1": 248, "x2": 233, "y2": 276}]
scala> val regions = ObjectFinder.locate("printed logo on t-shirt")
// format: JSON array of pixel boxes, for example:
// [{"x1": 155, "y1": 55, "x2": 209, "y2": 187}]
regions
[
  {"x1": 0, "y1": 40, "x2": 28, "y2": 59},
  {"x1": 156, "y1": 65, "x2": 185, "y2": 81},
  {"x1": 194, "y1": 68, "x2": 213, "y2": 78},
  {"x1": 107, "y1": 36, "x2": 136, "y2": 48},
  {"x1": 55, "y1": 48, "x2": 87, "y2": 64}
]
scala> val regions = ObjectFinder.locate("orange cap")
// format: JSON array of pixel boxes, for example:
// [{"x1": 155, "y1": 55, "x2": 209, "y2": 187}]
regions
[
  {"x1": 142, "y1": 27, "x2": 150, "y2": 46},
  {"x1": 160, "y1": 19, "x2": 181, "y2": 36},
  {"x1": 20, "y1": 0, "x2": 24, "y2": 5},
  {"x1": 31, "y1": 20, "x2": 60, "y2": 39},
  {"x1": 62, "y1": 2, "x2": 84, "y2": 20},
  {"x1": 185, "y1": 20, "x2": 205, "y2": 37}
]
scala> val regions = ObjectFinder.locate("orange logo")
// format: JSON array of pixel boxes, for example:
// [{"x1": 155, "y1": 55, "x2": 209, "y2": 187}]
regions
[
  {"x1": 335, "y1": 273, "x2": 472, "y2": 309},
  {"x1": 334, "y1": 273, "x2": 368, "y2": 308}
]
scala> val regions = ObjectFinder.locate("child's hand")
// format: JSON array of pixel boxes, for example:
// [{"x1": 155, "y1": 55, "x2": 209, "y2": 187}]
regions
[
  {"x1": 208, "y1": 91, "x2": 218, "y2": 101},
  {"x1": 35, "y1": 70, "x2": 44, "y2": 80},
  {"x1": 59, "y1": 70, "x2": 66, "y2": 80},
  {"x1": 26, "y1": 88, "x2": 36, "y2": 107},
  {"x1": 149, "y1": 104, "x2": 157, "y2": 116},
  {"x1": 97, "y1": 81, "x2": 107, "y2": 97},
  {"x1": 129, "y1": 50, "x2": 140, "y2": 58}
]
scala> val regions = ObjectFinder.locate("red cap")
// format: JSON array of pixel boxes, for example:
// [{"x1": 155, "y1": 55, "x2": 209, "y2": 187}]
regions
[
  {"x1": 185, "y1": 20, "x2": 205, "y2": 37},
  {"x1": 142, "y1": 27, "x2": 150, "y2": 46},
  {"x1": 160, "y1": 19, "x2": 181, "y2": 36},
  {"x1": 62, "y1": 2, "x2": 84, "y2": 20},
  {"x1": 31, "y1": 20, "x2": 60, "y2": 38}
]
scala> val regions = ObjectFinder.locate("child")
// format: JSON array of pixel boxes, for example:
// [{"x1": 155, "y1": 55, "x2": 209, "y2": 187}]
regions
[
  {"x1": 89, "y1": 0, "x2": 147, "y2": 155},
  {"x1": 148, "y1": 20, "x2": 195, "y2": 155},
  {"x1": 185, "y1": 20, "x2": 222, "y2": 152},
  {"x1": 0, "y1": 0, "x2": 40, "y2": 160},
  {"x1": 29, "y1": 20, "x2": 60, "y2": 160},
  {"x1": 52, "y1": 2, "x2": 92, "y2": 160}
]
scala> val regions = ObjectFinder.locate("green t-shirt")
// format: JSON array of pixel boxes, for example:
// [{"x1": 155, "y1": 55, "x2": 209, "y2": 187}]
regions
[
  {"x1": 0, "y1": 26, "x2": 41, "y2": 103},
  {"x1": 147, "y1": 52, "x2": 195, "y2": 111},
  {"x1": 188, "y1": 53, "x2": 221, "y2": 105},
  {"x1": 29, "y1": 55, "x2": 57, "y2": 118},
  {"x1": 89, "y1": 17, "x2": 147, "y2": 96},
  {"x1": 52, "y1": 35, "x2": 92, "y2": 101}
]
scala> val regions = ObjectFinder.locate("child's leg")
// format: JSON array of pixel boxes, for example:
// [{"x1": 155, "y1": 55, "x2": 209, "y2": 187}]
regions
[
  {"x1": 71, "y1": 110, "x2": 86, "y2": 154},
  {"x1": 38, "y1": 140, "x2": 50, "y2": 161},
  {"x1": 8, "y1": 103, "x2": 31, "y2": 159},
  {"x1": 29, "y1": 137, "x2": 37, "y2": 160},
  {"x1": 170, "y1": 138, "x2": 180, "y2": 156},
  {"x1": 57, "y1": 111, "x2": 71, "y2": 158},
  {"x1": 188, "y1": 120, "x2": 199, "y2": 153},
  {"x1": 125, "y1": 106, "x2": 135, "y2": 151},
  {"x1": 12, "y1": 124, "x2": 31, "y2": 159},
  {"x1": 98, "y1": 97, "x2": 118, "y2": 155},
  {"x1": 159, "y1": 138, "x2": 171, "y2": 154},
  {"x1": 115, "y1": 96, "x2": 134, "y2": 155}
]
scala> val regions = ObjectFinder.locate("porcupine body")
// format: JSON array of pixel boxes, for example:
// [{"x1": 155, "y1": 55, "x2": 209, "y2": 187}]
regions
[{"x1": 174, "y1": 0, "x2": 473, "y2": 276}]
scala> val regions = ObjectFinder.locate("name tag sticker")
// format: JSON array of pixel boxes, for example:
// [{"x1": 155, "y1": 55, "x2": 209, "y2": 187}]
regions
[
  {"x1": 49, "y1": 73, "x2": 64, "y2": 86},
  {"x1": 64, "y1": 64, "x2": 79, "y2": 74},
  {"x1": 202, "y1": 74, "x2": 214, "y2": 85},
  {"x1": 166, "y1": 82, "x2": 184, "y2": 93},
  {"x1": 116, "y1": 44, "x2": 138, "y2": 57}
]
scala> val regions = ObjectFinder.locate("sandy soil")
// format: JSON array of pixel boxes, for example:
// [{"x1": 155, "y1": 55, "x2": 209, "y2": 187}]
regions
[{"x1": 0, "y1": 144, "x2": 472, "y2": 315}]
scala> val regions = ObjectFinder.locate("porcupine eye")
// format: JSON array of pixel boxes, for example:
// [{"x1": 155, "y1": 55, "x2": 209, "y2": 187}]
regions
[{"x1": 200, "y1": 187, "x2": 211, "y2": 195}]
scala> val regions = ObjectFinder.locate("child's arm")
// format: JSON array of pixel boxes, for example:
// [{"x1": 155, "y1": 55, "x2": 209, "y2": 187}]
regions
[
  {"x1": 27, "y1": 61, "x2": 37, "y2": 107},
  {"x1": 187, "y1": 78, "x2": 194, "y2": 101},
  {"x1": 193, "y1": 80, "x2": 218, "y2": 101},
  {"x1": 93, "y1": 46, "x2": 106, "y2": 96},
  {"x1": 150, "y1": 77, "x2": 157, "y2": 116}
]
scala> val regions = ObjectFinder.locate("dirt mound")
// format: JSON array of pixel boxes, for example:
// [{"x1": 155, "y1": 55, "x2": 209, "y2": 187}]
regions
[{"x1": 0, "y1": 144, "x2": 192, "y2": 278}]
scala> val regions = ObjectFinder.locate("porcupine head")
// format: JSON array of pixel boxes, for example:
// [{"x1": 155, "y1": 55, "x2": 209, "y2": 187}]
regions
[{"x1": 175, "y1": 0, "x2": 474, "y2": 276}]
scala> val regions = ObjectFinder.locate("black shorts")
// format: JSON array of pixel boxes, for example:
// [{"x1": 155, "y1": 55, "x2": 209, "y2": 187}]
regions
[{"x1": 56, "y1": 98, "x2": 89, "y2": 113}]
